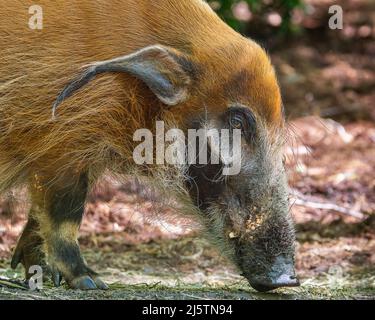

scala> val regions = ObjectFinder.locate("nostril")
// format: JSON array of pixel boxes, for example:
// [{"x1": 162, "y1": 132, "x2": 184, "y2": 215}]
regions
[
  {"x1": 274, "y1": 274, "x2": 298, "y2": 287},
  {"x1": 275, "y1": 273, "x2": 300, "y2": 286},
  {"x1": 246, "y1": 256, "x2": 299, "y2": 292},
  {"x1": 249, "y1": 274, "x2": 300, "y2": 292}
]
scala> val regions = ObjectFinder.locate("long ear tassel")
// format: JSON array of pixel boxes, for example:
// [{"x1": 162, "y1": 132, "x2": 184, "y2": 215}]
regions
[
  {"x1": 52, "y1": 66, "x2": 98, "y2": 119},
  {"x1": 52, "y1": 45, "x2": 193, "y2": 120}
]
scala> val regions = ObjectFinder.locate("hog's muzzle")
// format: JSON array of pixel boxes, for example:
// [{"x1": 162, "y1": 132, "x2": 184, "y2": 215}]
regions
[{"x1": 246, "y1": 255, "x2": 300, "y2": 292}]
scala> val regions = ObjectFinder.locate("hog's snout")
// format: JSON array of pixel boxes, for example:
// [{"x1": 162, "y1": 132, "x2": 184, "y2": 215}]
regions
[{"x1": 246, "y1": 255, "x2": 300, "y2": 292}]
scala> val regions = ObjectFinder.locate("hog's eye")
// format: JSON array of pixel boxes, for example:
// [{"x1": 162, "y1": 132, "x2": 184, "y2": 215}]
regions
[
  {"x1": 226, "y1": 106, "x2": 256, "y2": 143},
  {"x1": 230, "y1": 114, "x2": 243, "y2": 130}
]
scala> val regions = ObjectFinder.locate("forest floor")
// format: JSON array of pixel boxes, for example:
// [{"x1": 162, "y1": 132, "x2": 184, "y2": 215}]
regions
[
  {"x1": 0, "y1": 0, "x2": 374, "y2": 300},
  {"x1": 0, "y1": 233, "x2": 374, "y2": 300},
  {"x1": 0, "y1": 115, "x2": 374, "y2": 300}
]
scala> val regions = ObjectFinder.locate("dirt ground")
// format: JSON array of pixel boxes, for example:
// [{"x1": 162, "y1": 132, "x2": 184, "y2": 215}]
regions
[
  {"x1": 0, "y1": 0, "x2": 374, "y2": 300},
  {"x1": 0, "y1": 233, "x2": 374, "y2": 300},
  {"x1": 1, "y1": 115, "x2": 374, "y2": 299}
]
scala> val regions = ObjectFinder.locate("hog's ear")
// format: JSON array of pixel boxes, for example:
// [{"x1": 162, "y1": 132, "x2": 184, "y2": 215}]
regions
[{"x1": 52, "y1": 45, "x2": 195, "y2": 117}]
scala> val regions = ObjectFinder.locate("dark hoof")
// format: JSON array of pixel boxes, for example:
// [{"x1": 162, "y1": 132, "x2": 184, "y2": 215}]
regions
[
  {"x1": 10, "y1": 246, "x2": 23, "y2": 269},
  {"x1": 69, "y1": 276, "x2": 97, "y2": 290},
  {"x1": 69, "y1": 275, "x2": 109, "y2": 290},
  {"x1": 92, "y1": 277, "x2": 109, "y2": 290},
  {"x1": 51, "y1": 267, "x2": 62, "y2": 287}
]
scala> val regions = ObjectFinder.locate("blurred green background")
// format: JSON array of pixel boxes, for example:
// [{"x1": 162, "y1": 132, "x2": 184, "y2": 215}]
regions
[
  {"x1": 209, "y1": 0, "x2": 375, "y2": 121},
  {"x1": 210, "y1": 0, "x2": 304, "y2": 34}
]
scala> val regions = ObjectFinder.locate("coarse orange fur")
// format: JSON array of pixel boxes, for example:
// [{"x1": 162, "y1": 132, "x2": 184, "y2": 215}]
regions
[
  {"x1": 0, "y1": 0, "x2": 282, "y2": 193},
  {"x1": 0, "y1": 0, "x2": 295, "y2": 291}
]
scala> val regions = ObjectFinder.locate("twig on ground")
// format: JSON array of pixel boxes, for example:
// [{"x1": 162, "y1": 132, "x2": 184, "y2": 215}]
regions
[
  {"x1": 0, "y1": 277, "x2": 28, "y2": 290},
  {"x1": 290, "y1": 190, "x2": 366, "y2": 220}
]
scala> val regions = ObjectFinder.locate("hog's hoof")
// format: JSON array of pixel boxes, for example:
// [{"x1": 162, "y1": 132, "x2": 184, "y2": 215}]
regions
[
  {"x1": 49, "y1": 263, "x2": 109, "y2": 290},
  {"x1": 69, "y1": 275, "x2": 109, "y2": 290}
]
